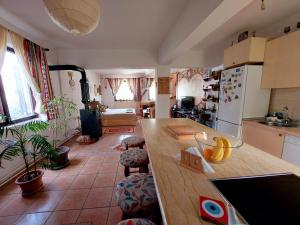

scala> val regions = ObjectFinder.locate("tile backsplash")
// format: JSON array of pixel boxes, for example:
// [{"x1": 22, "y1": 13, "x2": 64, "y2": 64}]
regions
[{"x1": 269, "y1": 88, "x2": 300, "y2": 120}]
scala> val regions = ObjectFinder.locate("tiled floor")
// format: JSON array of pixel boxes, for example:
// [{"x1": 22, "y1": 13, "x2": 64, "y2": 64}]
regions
[{"x1": 0, "y1": 125, "x2": 143, "y2": 225}]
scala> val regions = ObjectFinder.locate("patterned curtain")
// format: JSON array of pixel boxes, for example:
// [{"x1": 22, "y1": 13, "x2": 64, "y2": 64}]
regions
[
  {"x1": 10, "y1": 31, "x2": 43, "y2": 115},
  {"x1": 23, "y1": 39, "x2": 55, "y2": 120},
  {"x1": 107, "y1": 78, "x2": 122, "y2": 96},
  {"x1": 141, "y1": 77, "x2": 154, "y2": 97},
  {"x1": 0, "y1": 26, "x2": 7, "y2": 116},
  {"x1": 127, "y1": 78, "x2": 141, "y2": 102}
]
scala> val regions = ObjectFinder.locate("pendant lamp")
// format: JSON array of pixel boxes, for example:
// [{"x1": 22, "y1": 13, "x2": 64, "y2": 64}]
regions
[{"x1": 43, "y1": 0, "x2": 100, "y2": 35}]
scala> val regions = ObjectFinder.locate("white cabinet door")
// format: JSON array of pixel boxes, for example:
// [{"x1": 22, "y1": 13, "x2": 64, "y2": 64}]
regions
[{"x1": 282, "y1": 135, "x2": 300, "y2": 167}]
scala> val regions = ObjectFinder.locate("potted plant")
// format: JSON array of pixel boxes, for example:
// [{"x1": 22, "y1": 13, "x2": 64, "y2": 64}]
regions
[
  {"x1": 0, "y1": 121, "x2": 57, "y2": 196},
  {"x1": 45, "y1": 96, "x2": 78, "y2": 170}
]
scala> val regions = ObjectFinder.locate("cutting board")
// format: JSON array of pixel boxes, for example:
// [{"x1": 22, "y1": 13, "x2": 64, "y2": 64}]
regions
[{"x1": 167, "y1": 124, "x2": 200, "y2": 140}]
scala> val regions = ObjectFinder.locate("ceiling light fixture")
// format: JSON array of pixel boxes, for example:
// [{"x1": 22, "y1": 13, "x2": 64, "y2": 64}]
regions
[
  {"x1": 261, "y1": 0, "x2": 266, "y2": 11},
  {"x1": 43, "y1": 0, "x2": 100, "y2": 35}
]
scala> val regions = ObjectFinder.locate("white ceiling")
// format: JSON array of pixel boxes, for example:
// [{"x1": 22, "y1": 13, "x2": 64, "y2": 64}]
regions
[
  {"x1": 93, "y1": 68, "x2": 155, "y2": 76},
  {"x1": 193, "y1": 0, "x2": 300, "y2": 51},
  {"x1": 1, "y1": 0, "x2": 300, "y2": 67},
  {"x1": 0, "y1": 0, "x2": 188, "y2": 50}
]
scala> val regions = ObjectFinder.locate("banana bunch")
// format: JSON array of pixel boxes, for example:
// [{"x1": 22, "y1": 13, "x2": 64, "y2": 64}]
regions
[{"x1": 203, "y1": 137, "x2": 232, "y2": 163}]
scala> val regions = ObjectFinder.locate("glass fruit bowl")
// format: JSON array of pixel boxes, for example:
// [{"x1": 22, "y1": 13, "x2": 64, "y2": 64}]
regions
[{"x1": 194, "y1": 132, "x2": 243, "y2": 163}]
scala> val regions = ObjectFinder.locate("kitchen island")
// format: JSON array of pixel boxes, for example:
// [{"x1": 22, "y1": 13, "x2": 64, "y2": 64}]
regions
[{"x1": 141, "y1": 118, "x2": 300, "y2": 225}]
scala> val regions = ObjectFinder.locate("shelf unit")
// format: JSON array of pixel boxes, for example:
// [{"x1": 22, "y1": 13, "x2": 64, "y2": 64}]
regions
[{"x1": 201, "y1": 70, "x2": 221, "y2": 129}]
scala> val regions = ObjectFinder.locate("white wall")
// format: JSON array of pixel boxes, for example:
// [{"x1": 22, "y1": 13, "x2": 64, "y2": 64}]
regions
[{"x1": 177, "y1": 74, "x2": 205, "y2": 105}]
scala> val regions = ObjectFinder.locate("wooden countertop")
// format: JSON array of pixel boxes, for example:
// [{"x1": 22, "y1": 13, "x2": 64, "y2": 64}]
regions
[
  {"x1": 141, "y1": 118, "x2": 300, "y2": 225},
  {"x1": 243, "y1": 120, "x2": 300, "y2": 137}
]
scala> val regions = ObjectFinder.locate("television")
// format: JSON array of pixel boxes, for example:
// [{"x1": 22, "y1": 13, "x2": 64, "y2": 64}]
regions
[{"x1": 180, "y1": 96, "x2": 195, "y2": 110}]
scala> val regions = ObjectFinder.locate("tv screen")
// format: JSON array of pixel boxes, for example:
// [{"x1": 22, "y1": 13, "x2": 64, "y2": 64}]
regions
[{"x1": 181, "y1": 96, "x2": 195, "y2": 109}]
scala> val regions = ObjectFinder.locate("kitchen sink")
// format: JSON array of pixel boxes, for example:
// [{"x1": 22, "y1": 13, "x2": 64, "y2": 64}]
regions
[{"x1": 258, "y1": 121, "x2": 299, "y2": 127}]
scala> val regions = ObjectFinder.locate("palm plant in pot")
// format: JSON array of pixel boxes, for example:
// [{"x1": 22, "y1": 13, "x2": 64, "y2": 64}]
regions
[
  {"x1": 0, "y1": 121, "x2": 57, "y2": 196},
  {"x1": 45, "y1": 96, "x2": 78, "y2": 170}
]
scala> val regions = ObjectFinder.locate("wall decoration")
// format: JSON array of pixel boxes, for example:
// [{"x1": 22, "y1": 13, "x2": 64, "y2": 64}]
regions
[
  {"x1": 238, "y1": 31, "x2": 248, "y2": 42},
  {"x1": 158, "y1": 77, "x2": 170, "y2": 94},
  {"x1": 177, "y1": 68, "x2": 208, "y2": 82},
  {"x1": 97, "y1": 85, "x2": 102, "y2": 95},
  {"x1": 68, "y1": 72, "x2": 75, "y2": 88}
]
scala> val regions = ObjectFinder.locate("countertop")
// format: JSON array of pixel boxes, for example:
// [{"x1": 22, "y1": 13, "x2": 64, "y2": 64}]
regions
[
  {"x1": 141, "y1": 118, "x2": 300, "y2": 225},
  {"x1": 243, "y1": 119, "x2": 300, "y2": 138}
]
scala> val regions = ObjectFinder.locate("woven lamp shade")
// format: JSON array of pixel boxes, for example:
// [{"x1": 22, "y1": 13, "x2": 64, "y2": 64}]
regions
[{"x1": 43, "y1": 0, "x2": 100, "y2": 35}]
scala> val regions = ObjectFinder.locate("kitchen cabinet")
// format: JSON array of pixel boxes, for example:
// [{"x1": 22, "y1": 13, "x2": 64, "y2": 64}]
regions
[
  {"x1": 261, "y1": 30, "x2": 300, "y2": 88},
  {"x1": 282, "y1": 135, "x2": 300, "y2": 167},
  {"x1": 223, "y1": 37, "x2": 267, "y2": 68},
  {"x1": 243, "y1": 122, "x2": 284, "y2": 158}
]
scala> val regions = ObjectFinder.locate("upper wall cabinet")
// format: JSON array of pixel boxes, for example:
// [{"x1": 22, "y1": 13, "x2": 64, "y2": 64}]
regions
[
  {"x1": 224, "y1": 37, "x2": 267, "y2": 68},
  {"x1": 261, "y1": 30, "x2": 300, "y2": 88}
]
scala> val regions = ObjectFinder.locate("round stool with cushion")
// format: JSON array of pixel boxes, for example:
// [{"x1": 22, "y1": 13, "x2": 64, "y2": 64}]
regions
[
  {"x1": 122, "y1": 136, "x2": 145, "y2": 150},
  {"x1": 117, "y1": 218, "x2": 156, "y2": 225},
  {"x1": 115, "y1": 173, "x2": 158, "y2": 218},
  {"x1": 120, "y1": 149, "x2": 149, "y2": 177}
]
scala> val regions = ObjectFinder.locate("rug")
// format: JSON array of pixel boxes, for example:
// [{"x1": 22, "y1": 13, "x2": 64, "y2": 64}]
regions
[{"x1": 104, "y1": 126, "x2": 135, "y2": 134}]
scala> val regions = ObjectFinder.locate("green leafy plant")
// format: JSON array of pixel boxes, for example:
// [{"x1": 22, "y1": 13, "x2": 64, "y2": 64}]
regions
[
  {"x1": 46, "y1": 96, "x2": 78, "y2": 148},
  {"x1": 0, "y1": 121, "x2": 57, "y2": 181}
]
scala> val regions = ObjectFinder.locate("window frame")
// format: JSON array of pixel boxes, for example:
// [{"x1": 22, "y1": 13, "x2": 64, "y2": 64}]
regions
[{"x1": 0, "y1": 47, "x2": 38, "y2": 126}]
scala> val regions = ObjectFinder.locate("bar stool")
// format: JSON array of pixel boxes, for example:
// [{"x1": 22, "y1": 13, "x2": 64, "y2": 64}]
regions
[
  {"x1": 122, "y1": 136, "x2": 145, "y2": 150},
  {"x1": 115, "y1": 173, "x2": 159, "y2": 219},
  {"x1": 119, "y1": 149, "x2": 149, "y2": 177},
  {"x1": 117, "y1": 219, "x2": 156, "y2": 225}
]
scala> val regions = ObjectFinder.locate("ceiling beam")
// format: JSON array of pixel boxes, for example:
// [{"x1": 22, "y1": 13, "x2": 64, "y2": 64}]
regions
[{"x1": 158, "y1": 0, "x2": 255, "y2": 65}]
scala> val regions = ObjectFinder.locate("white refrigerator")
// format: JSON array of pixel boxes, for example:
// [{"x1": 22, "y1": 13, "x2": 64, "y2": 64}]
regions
[{"x1": 217, "y1": 65, "x2": 271, "y2": 137}]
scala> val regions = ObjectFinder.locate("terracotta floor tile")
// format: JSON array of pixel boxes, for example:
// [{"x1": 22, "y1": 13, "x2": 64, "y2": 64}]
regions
[
  {"x1": 106, "y1": 207, "x2": 123, "y2": 225},
  {"x1": 80, "y1": 164, "x2": 101, "y2": 175},
  {"x1": 70, "y1": 175, "x2": 96, "y2": 189},
  {"x1": 86, "y1": 156, "x2": 104, "y2": 164},
  {"x1": 92, "y1": 173, "x2": 116, "y2": 188},
  {"x1": 44, "y1": 210, "x2": 80, "y2": 225},
  {"x1": 99, "y1": 163, "x2": 118, "y2": 174},
  {"x1": 0, "y1": 215, "x2": 20, "y2": 225},
  {"x1": 83, "y1": 187, "x2": 113, "y2": 208},
  {"x1": 110, "y1": 189, "x2": 118, "y2": 207},
  {"x1": 43, "y1": 169, "x2": 61, "y2": 177},
  {"x1": 55, "y1": 189, "x2": 89, "y2": 210},
  {"x1": 26, "y1": 191, "x2": 64, "y2": 213},
  {"x1": 0, "y1": 194, "x2": 36, "y2": 216},
  {"x1": 76, "y1": 208, "x2": 109, "y2": 225},
  {"x1": 46, "y1": 175, "x2": 76, "y2": 191},
  {"x1": 0, "y1": 182, "x2": 21, "y2": 196},
  {"x1": 15, "y1": 212, "x2": 51, "y2": 225}
]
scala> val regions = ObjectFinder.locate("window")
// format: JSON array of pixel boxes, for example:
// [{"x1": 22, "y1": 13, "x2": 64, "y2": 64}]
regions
[
  {"x1": 0, "y1": 48, "x2": 36, "y2": 123},
  {"x1": 115, "y1": 79, "x2": 134, "y2": 101},
  {"x1": 149, "y1": 81, "x2": 156, "y2": 101}
]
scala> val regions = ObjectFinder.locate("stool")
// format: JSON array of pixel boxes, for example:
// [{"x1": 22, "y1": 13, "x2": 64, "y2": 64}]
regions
[
  {"x1": 117, "y1": 219, "x2": 156, "y2": 225},
  {"x1": 120, "y1": 149, "x2": 149, "y2": 177},
  {"x1": 122, "y1": 136, "x2": 145, "y2": 150},
  {"x1": 115, "y1": 173, "x2": 158, "y2": 219}
]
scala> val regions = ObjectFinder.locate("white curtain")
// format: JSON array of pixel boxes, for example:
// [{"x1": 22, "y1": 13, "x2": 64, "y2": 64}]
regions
[
  {"x1": 0, "y1": 26, "x2": 7, "y2": 73},
  {"x1": 9, "y1": 31, "x2": 43, "y2": 113}
]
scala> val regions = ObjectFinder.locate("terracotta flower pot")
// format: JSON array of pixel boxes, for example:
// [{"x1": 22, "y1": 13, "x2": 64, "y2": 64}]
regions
[
  {"x1": 15, "y1": 170, "x2": 44, "y2": 196},
  {"x1": 50, "y1": 146, "x2": 70, "y2": 170}
]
